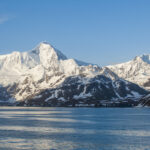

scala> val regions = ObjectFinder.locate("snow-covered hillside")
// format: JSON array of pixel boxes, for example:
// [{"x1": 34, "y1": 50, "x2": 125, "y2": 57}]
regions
[
  {"x1": 0, "y1": 42, "x2": 101, "y2": 101},
  {"x1": 0, "y1": 42, "x2": 148, "y2": 106},
  {"x1": 20, "y1": 72, "x2": 148, "y2": 107},
  {"x1": 107, "y1": 54, "x2": 150, "y2": 90},
  {"x1": 0, "y1": 42, "x2": 93, "y2": 85}
]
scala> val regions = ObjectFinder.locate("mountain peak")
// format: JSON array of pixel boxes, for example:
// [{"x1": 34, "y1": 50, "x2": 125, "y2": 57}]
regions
[
  {"x1": 30, "y1": 42, "x2": 67, "y2": 67},
  {"x1": 40, "y1": 41, "x2": 51, "y2": 45},
  {"x1": 36, "y1": 41, "x2": 54, "y2": 51},
  {"x1": 133, "y1": 54, "x2": 150, "y2": 64}
]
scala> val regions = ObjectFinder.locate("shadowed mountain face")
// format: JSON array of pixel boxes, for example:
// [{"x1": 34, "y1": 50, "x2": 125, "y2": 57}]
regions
[
  {"x1": 0, "y1": 85, "x2": 15, "y2": 105},
  {"x1": 138, "y1": 94, "x2": 150, "y2": 107},
  {"x1": 0, "y1": 42, "x2": 149, "y2": 107},
  {"x1": 17, "y1": 74, "x2": 148, "y2": 107},
  {"x1": 0, "y1": 85, "x2": 9, "y2": 101}
]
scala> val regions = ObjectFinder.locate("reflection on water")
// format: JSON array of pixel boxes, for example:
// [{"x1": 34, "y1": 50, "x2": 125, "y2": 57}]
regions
[{"x1": 0, "y1": 107, "x2": 150, "y2": 150}]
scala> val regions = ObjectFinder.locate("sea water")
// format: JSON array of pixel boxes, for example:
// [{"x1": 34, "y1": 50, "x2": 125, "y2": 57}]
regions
[{"x1": 0, "y1": 107, "x2": 150, "y2": 150}]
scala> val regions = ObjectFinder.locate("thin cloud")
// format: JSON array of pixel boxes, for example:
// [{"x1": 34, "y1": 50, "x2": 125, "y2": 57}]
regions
[{"x1": 0, "y1": 15, "x2": 14, "y2": 24}]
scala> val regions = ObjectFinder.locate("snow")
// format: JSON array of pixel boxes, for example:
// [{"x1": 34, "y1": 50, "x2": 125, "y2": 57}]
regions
[
  {"x1": 131, "y1": 91, "x2": 141, "y2": 98},
  {"x1": 0, "y1": 42, "x2": 103, "y2": 101},
  {"x1": 107, "y1": 54, "x2": 150, "y2": 89},
  {"x1": 0, "y1": 41, "x2": 147, "y2": 102},
  {"x1": 45, "y1": 95, "x2": 55, "y2": 102},
  {"x1": 73, "y1": 93, "x2": 92, "y2": 99},
  {"x1": 60, "y1": 59, "x2": 79, "y2": 75},
  {"x1": 33, "y1": 95, "x2": 42, "y2": 99},
  {"x1": 58, "y1": 97, "x2": 66, "y2": 101}
]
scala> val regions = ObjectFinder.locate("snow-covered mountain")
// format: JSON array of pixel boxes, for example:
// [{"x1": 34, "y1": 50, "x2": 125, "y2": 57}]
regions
[
  {"x1": 18, "y1": 72, "x2": 148, "y2": 107},
  {"x1": 107, "y1": 54, "x2": 150, "y2": 90},
  {"x1": 0, "y1": 42, "x2": 148, "y2": 106},
  {"x1": 0, "y1": 42, "x2": 91, "y2": 85}
]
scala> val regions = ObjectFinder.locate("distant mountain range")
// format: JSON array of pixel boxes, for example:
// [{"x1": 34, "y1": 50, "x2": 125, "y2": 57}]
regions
[
  {"x1": 107, "y1": 54, "x2": 150, "y2": 107},
  {"x1": 107, "y1": 54, "x2": 150, "y2": 90},
  {"x1": 0, "y1": 42, "x2": 149, "y2": 107}
]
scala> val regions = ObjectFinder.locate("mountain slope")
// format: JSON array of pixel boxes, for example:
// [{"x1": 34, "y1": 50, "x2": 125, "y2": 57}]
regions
[
  {"x1": 0, "y1": 42, "x2": 101, "y2": 102},
  {"x1": 107, "y1": 54, "x2": 150, "y2": 90},
  {"x1": 0, "y1": 42, "x2": 148, "y2": 106},
  {"x1": 138, "y1": 94, "x2": 150, "y2": 107},
  {"x1": 18, "y1": 72, "x2": 148, "y2": 107}
]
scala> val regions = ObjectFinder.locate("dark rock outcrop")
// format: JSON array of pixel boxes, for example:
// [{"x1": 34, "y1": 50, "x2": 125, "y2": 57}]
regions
[{"x1": 17, "y1": 75, "x2": 148, "y2": 107}]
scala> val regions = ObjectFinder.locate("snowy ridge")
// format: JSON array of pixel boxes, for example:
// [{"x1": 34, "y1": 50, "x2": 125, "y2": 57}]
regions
[
  {"x1": 0, "y1": 42, "x2": 102, "y2": 101},
  {"x1": 107, "y1": 54, "x2": 150, "y2": 89},
  {"x1": 0, "y1": 42, "x2": 148, "y2": 106},
  {"x1": 0, "y1": 42, "x2": 100, "y2": 86},
  {"x1": 22, "y1": 73, "x2": 147, "y2": 107}
]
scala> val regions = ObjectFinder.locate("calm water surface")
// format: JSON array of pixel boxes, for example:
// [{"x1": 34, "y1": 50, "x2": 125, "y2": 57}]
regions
[{"x1": 0, "y1": 107, "x2": 150, "y2": 150}]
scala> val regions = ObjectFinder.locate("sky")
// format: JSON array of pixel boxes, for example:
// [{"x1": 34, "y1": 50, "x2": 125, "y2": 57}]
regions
[{"x1": 0, "y1": 0, "x2": 150, "y2": 66}]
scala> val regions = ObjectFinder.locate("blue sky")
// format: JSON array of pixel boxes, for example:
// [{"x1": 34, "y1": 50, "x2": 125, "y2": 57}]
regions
[{"x1": 0, "y1": 0, "x2": 150, "y2": 66}]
